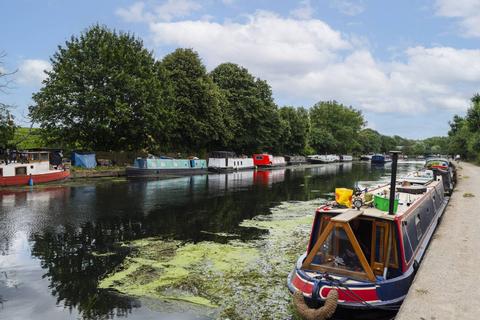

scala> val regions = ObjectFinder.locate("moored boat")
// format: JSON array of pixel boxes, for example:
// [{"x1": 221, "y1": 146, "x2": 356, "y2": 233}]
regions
[
  {"x1": 252, "y1": 154, "x2": 286, "y2": 168},
  {"x1": 126, "y1": 156, "x2": 207, "y2": 177},
  {"x1": 288, "y1": 152, "x2": 450, "y2": 311},
  {"x1": 360, "y1": 154, "x2": 372, "y2": 161},
  {"x1": 307, "y1": 155, "x2": 336, "y2": 164},
  {"x1": 340, "y1": 155, "x2": 353, "y2": 162},
  {"x1": 284, "y1": 155, "x2": 307, "y2": 166},
  {"x1": 0, "y1": 151, "x2": 69, "y2": 186},
  {"x1": 371, "y1": 154, "x2": 392, "y2": 164},
  {"x1": 207, "y1": 151, "x2": 254, "y2": 172}
]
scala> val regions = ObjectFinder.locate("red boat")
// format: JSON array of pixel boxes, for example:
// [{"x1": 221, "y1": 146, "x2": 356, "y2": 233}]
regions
[
  {"x1": 252, "y1": 154, "x2": 286, "y2": 168},
  {"x1": 0, "y1": 151, "x2": 69, "y2": 186}
]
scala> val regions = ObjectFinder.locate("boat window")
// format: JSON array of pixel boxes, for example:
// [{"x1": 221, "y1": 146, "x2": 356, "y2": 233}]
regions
[
  {"x1": 350, "y1": 219, "x2": 372, "y2": 259},
  {"x1": 374, "y1": 224, "x2": 385, "y2": 263},
  {"x1": 415, "y1": 215, "x2": 422, "y2": 241},
  {"x1": 15, "y1": 167, "x2": 27, "y2": 176},
  {"x1": 0, "y1": 168, "x2": 2, "y2": 176},
  {"x1": 255, "y1": 156, "x2": 263, "y2": 160},
  {"x1": 40, "y1": 153, "x2": 49, "y2": 161},
  {"x1": 303, "y1": 219, "x2": 376, "y2": 281},
  {"x1": 312, "y1": 227, "x2": 364, "y2": 273}
]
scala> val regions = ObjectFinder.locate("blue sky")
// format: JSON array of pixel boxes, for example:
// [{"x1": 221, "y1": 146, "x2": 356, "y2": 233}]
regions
[{"x1": 1, "y1": 0, "x2": 479, "y2": 138}]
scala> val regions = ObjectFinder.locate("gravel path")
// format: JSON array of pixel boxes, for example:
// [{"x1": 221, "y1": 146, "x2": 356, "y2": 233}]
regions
[{"x1": 396, "y1": 161, "x2": 480, "y2": 320}]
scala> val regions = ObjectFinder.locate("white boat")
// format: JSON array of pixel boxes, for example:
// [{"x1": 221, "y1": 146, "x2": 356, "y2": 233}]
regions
[
  {"x1": 1, "y1": 151, "x2": 69, "y2": 186},
  {"x1": 307, "y1": 155, "x2": 336, "y2": 164},
  {"x1": 208, "y1": 151, "x2": 255, "y2": 172},
  {"x1": 340, "y1": 155, "x2": 353, "y2": 162}
]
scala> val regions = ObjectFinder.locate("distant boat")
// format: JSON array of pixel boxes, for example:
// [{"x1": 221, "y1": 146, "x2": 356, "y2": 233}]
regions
[
  {"x1": 340, "y1": 155, "x2": 353, "y2": 162},
  {"x1": 371, "y1": 154, "x2": 392, "y2": 164},
  {"x1": 207, "y1": 151, "x2": 254, "y2": 173},
  {"x1": 253, "y1": 154, "x2": 286, "y2": 168},
  {"x1": 307, "y1": 155, "x2": 336, "y2": 164},
  {"x1": 126, "y1": 156, "x2": 207, "y2": 177},
  {"x1": 0, "y1": 151, "x2": 69, "y2": 186},
  {"x1": 284, "y1": 155, "x2": 307, "y2": 166},
  {"x1": 360, "y1": 154, "x2": 372, "y2": 161}
]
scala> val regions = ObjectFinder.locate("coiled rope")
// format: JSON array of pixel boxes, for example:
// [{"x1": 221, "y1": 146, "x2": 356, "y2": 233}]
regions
[{"x1": 293, "y1": 289, "x2": 338, "y2": 320}]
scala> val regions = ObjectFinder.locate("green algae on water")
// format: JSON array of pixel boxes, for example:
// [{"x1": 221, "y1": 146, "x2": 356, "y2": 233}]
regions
[{"x1": 99, "y1": 199, "x2": 323, "y2": 319}]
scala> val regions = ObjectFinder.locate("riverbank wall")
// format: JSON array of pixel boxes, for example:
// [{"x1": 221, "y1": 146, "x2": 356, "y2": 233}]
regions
[
  {"x1": 70, "y1": 167, "x2": 126, "y2": 179},
  {"x1": 396, "y1": 161, "x2": 480, "y2": 320}
]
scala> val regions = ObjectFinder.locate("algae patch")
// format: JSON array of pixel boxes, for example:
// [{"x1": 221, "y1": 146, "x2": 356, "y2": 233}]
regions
[{"x1": 99, "y1": 199, "x2": 323, "y2": 319}]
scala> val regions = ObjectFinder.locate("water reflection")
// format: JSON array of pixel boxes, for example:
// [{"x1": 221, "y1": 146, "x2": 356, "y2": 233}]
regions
[{"x1": 0, "y1": 162, "x2": 420, "y2": 319}]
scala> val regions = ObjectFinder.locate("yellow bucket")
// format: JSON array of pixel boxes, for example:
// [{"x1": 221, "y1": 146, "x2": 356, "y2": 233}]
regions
[{"x1": 335, "y1": 188, "x2": 353, "y2": 207}]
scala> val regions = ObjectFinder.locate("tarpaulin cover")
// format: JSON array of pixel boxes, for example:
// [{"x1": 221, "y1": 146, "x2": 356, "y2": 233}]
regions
[{"x1": 72, "y1": 152, "x2": 96, "y2": 168}]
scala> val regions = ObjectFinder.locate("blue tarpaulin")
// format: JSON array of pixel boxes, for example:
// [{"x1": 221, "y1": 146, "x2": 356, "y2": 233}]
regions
[{"x1": 72, "y1": 152, "x2": 97, "y2": 168}]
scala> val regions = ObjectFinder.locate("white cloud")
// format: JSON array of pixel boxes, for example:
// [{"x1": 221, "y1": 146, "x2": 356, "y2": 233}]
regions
[
  {"x1": 116, "y1": 2, "x2": 148, "y2": 23},
  {"x1": 119, "y1": 8, "x2": 479, "y2": 116},
  {"x1": 153, "y1": 12, "x2": 479, "y2": 113},
  {"x1": 149, "y1": 10, "x2": 350, "y2": 75},
  {"x1": 290, "y1": 0, "x2": 314, "y2": 20},
  {"x1": 435, "y1": 0, "x2": 480, "y2": 37},
  {"x1": 331, "y1": 0, "x2": 364, "y2": 16},
  {"x1": 16, "y1": 59, "x2": 51, "y2": 86},
  {"x1": 116, "y1": 0, "x2": 201, "y2": 23}
]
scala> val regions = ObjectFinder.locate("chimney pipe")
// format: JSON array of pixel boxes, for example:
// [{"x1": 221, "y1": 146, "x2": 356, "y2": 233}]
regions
[{"x1": 389, "y1": 151, "x2": 400, "y2": 215}]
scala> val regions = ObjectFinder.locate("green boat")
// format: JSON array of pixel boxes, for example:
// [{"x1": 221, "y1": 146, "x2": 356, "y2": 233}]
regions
[{"x1": 126, "y1": 156, "x2": 207, "y2": 178}]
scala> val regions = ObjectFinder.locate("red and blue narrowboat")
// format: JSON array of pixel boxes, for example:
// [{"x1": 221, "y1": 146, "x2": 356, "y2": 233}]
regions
[{"x1": 288, "y1": 153, "x2": 450, "y2": 310}]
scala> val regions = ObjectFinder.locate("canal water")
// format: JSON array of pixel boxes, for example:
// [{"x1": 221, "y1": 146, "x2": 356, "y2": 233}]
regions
[{"x1": 0, "y1": 162, "x2": 422, "y2": 320}]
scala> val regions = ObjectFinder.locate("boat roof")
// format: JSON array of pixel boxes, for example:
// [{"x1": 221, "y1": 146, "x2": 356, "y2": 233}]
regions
[{"x1": 318, "y1": 177, "x2": 441, "y2": 221}]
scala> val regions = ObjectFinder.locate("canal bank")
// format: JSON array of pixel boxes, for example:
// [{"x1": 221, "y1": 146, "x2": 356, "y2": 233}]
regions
[{"x1": 396, "y1": 162, "x2": 480, "y2": 320}]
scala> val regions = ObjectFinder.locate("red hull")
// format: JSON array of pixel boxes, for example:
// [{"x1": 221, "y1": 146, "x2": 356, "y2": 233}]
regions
[{"x1": 0, "y1": 170, "x2": 70, "y2": 186}]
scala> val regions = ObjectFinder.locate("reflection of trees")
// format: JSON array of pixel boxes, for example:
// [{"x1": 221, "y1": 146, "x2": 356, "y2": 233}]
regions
[{"x1": 31, "y1": 220, "x2": 142, "y2": 319}]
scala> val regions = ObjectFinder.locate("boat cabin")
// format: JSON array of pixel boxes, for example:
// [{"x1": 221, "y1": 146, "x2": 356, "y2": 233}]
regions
[
  {"x1": 0, "y1": 152, "x2": 51, "y2": 177},
  {"x1": 301, "y1": 176, "x2": 447, "y2": 282}
]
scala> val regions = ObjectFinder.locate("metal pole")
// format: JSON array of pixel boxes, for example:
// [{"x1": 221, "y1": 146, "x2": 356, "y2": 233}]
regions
[{"x1": 389, "y1": 151, "x2": 400, "y2": 215}]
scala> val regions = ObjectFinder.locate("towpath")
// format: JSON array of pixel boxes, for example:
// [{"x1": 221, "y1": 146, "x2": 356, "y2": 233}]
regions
[{"x1": 396, "y1": 162, "x2": 480, "y2": 320}]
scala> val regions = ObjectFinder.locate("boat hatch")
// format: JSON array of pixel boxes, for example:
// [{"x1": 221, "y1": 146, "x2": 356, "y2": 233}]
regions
[{"x1": 302, "y1": 210, "x2": 399, "y2": 282}]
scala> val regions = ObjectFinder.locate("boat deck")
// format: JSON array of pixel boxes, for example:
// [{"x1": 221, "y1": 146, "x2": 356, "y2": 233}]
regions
[{"x1": 323, "y1": 177, "x2": 440, "y2": 221}]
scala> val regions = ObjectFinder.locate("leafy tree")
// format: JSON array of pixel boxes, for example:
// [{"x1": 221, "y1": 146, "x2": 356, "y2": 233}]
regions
[
  {"x1": 309, "y1": 101, "x2": 365, "y2": 154},
  {"x1": 210, "y1": 63, "x2": 280, "y2": 153},
  {"x1": 0, "y1": 53, "x2": 16, "y2": 148},
  {"x1": 161, "y1": 49, "x2": 231, "y2": 153},
  {"x1": 466, "y1": 94, "x2": 480, "y2": 132},
  {"x1": 278, "y1": 106, "x2": 310, "y2": 154},
  {"x1": 358, "y1": 128, "x2": 381, "y2": 153},
  {"x1": 0, "y1": 103, "x2": 15, "y2": 148},
  {"x1": 380, "y1": 135, "x2": 396, "y2": 153},
  {"x1": 29, "y1": 25, "x2": 167, "y2": 151}
]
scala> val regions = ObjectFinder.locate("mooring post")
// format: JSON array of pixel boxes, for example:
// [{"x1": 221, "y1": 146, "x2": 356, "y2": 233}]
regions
[{"x1": 389, "y1": 151, "x2": 400, "y2": 215}]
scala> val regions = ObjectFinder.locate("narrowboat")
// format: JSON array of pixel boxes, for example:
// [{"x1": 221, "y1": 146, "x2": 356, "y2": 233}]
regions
[
  {"x1": 360, "y1": 155, "x2": 372, "y2": 161},
  {"x1": 0, "y1": 151, "x2": 69, "y2": 186},
  {"x1": 284, "y1": 155, "x2": 307, "y2": 166},
  {"x1": 288, "y1": 152, "x2": 450, "y2": 310},
  {"x1": 252, "y1": 154, "x2": 286, "y2": 168},
  {"x1": 371, "y1": 154, "x2": 392, "y2": 164},
  {"x1": 126, "y1": 156, "x2": 207, "y2": 177},
  {"x1": 307, "y1": 155, "x2": 336, "y2": 164},
  {"x1": 424, "y1": 157, "x2": 456, "y2": 195},
  {"x1": 340, "y1": 155, "x2": 353, "y2": 162},
  {"x1": 207, "y1": 151, "x2": 255, "y2": 173}
]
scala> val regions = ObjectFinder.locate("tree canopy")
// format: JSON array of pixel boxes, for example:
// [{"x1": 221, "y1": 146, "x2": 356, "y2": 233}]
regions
[
  {"x1": 448, "y1": 94, "x2": 480, "y2": 161},
  {"x1": 0, "y1": 53, "x2": 16, "y2": 148},
  {"x1": 30, "y1": 25, "x2": 166, "y2": 151},
  {"x1": 309, "y1": 101, "x2": 365, "y2": 154}
]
